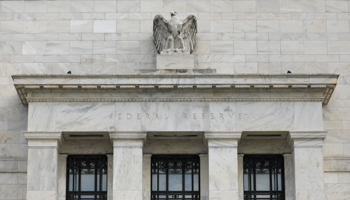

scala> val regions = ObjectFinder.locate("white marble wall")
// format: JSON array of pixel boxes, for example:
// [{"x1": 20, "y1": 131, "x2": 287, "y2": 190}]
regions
[{"x1": 324, "y1": 171, "x2": 350, "y2": 199}]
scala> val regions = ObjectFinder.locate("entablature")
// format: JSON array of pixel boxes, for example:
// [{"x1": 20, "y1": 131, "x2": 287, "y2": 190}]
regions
[{"x1": 12, "y1": 73, "x2": 338, "y2": 105}]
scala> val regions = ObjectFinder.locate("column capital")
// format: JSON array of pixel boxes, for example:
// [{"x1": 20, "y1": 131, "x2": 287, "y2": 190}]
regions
[
  {"x1": 288, "y1": 131, "x2": 327, "y2": 148},
  {"x1": 109, "y1": 132, "x2": 147, "y2": 147},
  {"x1": 24, "y1": 131, "x2": 63, "y2": 141},
  {"x1": 24, "y1": 131, "x2": 63, "y2": 149},
  {"x1": 204, "y1": 131, "x2": 242, "y2": 146}
]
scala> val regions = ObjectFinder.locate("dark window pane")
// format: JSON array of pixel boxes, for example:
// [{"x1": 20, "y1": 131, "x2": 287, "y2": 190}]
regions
[
  {"x1": 73, "y1": 172, "x2": 79, "y2": 191},
  {"x1": 69, "y1": 173, "x2": 73, "y2": 191},
  {"x1": 151, "y1": 155, "x2": 200, "y2": 200},
  {"x1": 66, "y1": 156, "x2": 107, "y2": 200},
  {"x1": 256, "y1": 169, "x2": 270, "y2": 191},
  {"x1": 81, "y1": 169, "x2": 95, "y2": 191},
  {"x1": 102, "y1": 173, "x2": 107, "y2": 191},
  {"x1": 244, "y1": 173, "x2": 249, "y2": 191},
  {"x1": 243, "y1": 155, "x2": 285, "y2": 200},
  {"x1": 152, "y1": 174, "x2": 157, "y2": 191},
  {"x1": 159, "y1": 174, "x2": 166, "y2": 191},
  {"x1": 169, "y1": 173, "x2": 182, "y2": 191}
]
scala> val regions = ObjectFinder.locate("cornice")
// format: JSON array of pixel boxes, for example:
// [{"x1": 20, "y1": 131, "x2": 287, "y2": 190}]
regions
[{"x1": 12, "y1": 73, "x2": 339, "y2": 105}]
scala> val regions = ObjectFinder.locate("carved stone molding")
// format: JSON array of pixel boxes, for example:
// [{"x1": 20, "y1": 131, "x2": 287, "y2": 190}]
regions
[
  {"x1": 12, "y1": 74, "x2": 338, "y2": 105},
  {"x1": 23, "y1": 131, "x2": 63, "y2": 150}
]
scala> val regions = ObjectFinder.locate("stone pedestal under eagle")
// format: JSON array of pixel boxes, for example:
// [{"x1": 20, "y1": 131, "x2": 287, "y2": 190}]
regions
[{"x1": 153, "y1": 12, "x2": 197, "y2": 54}]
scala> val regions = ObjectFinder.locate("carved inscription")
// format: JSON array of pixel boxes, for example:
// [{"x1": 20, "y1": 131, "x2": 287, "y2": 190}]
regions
[{"x1": 117, "y1": 112, "x2": 234, "y2": 120}]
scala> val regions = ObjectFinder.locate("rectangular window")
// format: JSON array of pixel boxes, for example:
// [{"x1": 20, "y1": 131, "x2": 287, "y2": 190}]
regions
[
  {"x1": 151, "y1": 155, "x2": 200, "y2": 200},
  {"x1": 66, "y1": 155, "x2": 107, "y2": 200},
  {"x1": 244, "y1": 155, "x2": 285, "y2": 200}
]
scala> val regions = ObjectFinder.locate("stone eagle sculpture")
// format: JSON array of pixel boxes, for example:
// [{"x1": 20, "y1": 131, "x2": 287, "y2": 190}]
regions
[{"x1": 153, "y1": 11, "x2": 197, "y2": 54}]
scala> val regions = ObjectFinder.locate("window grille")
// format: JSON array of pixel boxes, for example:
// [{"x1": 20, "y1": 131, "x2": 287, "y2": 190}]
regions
[
  {"x1": 151, "y1": 155, "x2": 200, "y2": 200},
  {"x1": 66, "y1": 155, "x2": 107, "y2": 200},
  {"x1": 244, "y1": 155, "x2": 285, "y2": 200}
]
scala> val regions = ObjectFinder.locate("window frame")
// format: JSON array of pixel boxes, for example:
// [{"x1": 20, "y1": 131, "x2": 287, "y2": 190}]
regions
[
  {"x1": 66, "y1": 155, "x2": 108, "y2": 200},
  {"x1": 243, "y1": 154, "x2": 285, "y2": 200},
  {"x1": 151, "y1": 155, "x2": 200, "y2": 200}
]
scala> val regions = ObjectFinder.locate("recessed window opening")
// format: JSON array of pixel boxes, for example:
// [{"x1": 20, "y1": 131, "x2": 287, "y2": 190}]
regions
[
  {"x1": 66, "y1": 155, "x2": 107, "y2": 200},
  {"x1": 244, "y1": 155, "x2": 285, "y2": 200},
  {"x1": 151, "y1": 155, "x2": 200, "y2": 200}
]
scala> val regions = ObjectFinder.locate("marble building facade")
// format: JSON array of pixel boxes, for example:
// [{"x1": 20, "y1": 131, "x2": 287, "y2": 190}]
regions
[{"x1": 0, "y1": 0, "x2": 350, "y2": 200}]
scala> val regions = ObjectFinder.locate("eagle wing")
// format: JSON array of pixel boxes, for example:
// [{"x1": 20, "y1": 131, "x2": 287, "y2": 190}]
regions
[
  {"x1": 181, "y1": 15, "x2": 197, "y2": 54},
  {"x1": 153, "y1": 15, "x2": 170, "y2": 53}
]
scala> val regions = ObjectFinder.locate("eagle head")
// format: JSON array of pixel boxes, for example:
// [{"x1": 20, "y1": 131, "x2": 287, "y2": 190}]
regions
[{"x1": 170, "y1": 11, "x2": 177, "y2": 17}]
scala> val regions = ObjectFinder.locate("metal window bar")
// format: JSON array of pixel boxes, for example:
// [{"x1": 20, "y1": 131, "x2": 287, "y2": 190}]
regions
[
  {"x1": 66, "y1": 155, "x2": 108, "y2": 200},
  {"x1": 151, "y1": 155, "x2": 200, "y2": 200},
  {"x1": 244, "y1": 155, "x2": 285, "y2": 200}
]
